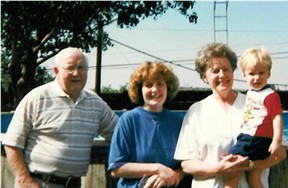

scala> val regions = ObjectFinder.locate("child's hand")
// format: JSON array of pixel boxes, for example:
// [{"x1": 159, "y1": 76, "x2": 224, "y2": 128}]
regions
[{"x1": 269, "y1": 141, "x2": 281, "y2": 155}]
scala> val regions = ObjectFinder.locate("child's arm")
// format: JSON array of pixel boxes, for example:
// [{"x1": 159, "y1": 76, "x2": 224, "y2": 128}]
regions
[{"x1": 269, "y1": 113, "x2": 283, "y2": 154}]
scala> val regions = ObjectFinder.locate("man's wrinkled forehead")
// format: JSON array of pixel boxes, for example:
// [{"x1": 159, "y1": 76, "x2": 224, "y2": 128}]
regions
[{"x1": 64, "y1": 55, "x2": 86, "y2": 65}]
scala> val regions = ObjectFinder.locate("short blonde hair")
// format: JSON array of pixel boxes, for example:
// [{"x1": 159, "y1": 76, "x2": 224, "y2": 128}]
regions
[
  {"x1": 239, "y1": 47, "x2": 272, "y2": 74},
  {"x1": 195, "y1": 42, "x2": 237, "y2": 82},
  {"x1": 129, "y1": 61, "x2": 179, "y2": 105}
]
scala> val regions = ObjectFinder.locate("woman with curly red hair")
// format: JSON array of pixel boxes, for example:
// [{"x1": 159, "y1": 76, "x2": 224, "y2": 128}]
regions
[{"x1": 108, "y1": 61, "x2": 185, "y2": 188}]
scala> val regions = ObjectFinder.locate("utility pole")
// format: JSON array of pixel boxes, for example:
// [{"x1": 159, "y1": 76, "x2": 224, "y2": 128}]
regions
[{"x1": 95, "y1": 21, "x2": 103, "y2": 94}]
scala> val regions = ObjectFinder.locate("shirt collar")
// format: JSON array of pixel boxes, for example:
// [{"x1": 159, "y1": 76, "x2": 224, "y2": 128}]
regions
[
  {"x1": 250, "y1": 84, "x2": 271, "y2": 92},
  {"x1": 51, "y1": 80, "x2": 87, "y2": 101}
]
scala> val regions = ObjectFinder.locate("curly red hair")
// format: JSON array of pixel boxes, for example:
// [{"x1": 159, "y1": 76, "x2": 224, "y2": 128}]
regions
[{"x1": 129, "y1": 61, "x2": 179, "y2": 105}]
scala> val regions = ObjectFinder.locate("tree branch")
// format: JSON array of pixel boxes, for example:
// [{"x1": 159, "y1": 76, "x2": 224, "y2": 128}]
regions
[{"x1": 33, "y1": 28, "x2": 54, "y2": 53}]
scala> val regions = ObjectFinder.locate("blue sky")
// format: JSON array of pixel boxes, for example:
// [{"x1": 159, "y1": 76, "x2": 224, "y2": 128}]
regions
[{"x1": 43, "y1": 1, "x2": 288, "y2": 90}]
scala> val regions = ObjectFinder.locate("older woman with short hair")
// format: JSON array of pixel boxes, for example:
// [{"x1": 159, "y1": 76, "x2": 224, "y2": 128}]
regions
[{"x1": 174, "y1": 42, "x2": 287, "y2": 188}]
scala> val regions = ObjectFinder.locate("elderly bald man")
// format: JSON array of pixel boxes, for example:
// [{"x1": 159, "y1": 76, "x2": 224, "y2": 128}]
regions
[{"x1": 3, "y1": 47, "x2": 118, "y2": 188}]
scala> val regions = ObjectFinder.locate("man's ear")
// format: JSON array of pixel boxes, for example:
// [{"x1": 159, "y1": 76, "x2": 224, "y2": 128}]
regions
[
  {"x1": 54, "y1": 67, "x2": 59, "y2": 75},
  {"x1": 203, "y1": 76, "x2": 208, "y2": 84}
]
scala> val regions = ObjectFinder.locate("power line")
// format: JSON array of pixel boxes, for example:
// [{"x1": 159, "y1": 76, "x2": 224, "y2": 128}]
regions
[
  {"x1": 109, "y1": 27, "x2": 288, "y2": 33},
  {"x1": 102, "y1": 51, "x2": 288, "y2": 68},
  {"x1": 44, "y1": 39, "x2": 287, "y2": 87},
  {"x1": 107, "y1": 38, "x2": 287, "y2": 87},
  {"x1": 107, "y1": 38, "x2": 249, "y2": 84},
  {"x1": 110, "y1": 38, "x2": 197, "y2": 72}
]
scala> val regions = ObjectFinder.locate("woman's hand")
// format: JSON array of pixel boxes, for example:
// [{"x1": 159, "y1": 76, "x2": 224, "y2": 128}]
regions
[
  {"x1": 181, "y1": 155, "x2": 249, "y2": 181},
  {"x1": 144, "y1": 164, "x2": 180, "y2": 187},
  {"x1": 217, "y1": 154, "x2": 249, "y2": 179},
  {"x1": 143, "y1": 174, "x2": 165, "y2": 188},
  {"x1": 144, "y1": 170, "x2": 180, "y2": 188}
]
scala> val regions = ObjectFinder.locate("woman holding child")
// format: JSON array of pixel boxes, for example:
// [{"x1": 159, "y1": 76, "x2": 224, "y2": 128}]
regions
[{"x1": 174, "y1": 42, "x2": 287, "y2": 188}]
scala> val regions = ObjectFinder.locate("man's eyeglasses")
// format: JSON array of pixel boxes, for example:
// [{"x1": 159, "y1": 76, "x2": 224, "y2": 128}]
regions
[{"x1": 60, "y1": 64, "x2": 88, "y2": 74}]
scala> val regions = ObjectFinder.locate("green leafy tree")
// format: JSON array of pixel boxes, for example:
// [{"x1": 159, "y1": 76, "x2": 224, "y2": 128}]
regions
[
  {"x1": 101, "y1": 85, "x2": 120, "y2": 94},
  {"x1": 1, "y1": 1, "x2": 197, "y2": 108},
  {"x1": 101, "y1": 84, "x2": 128, "y2": 94}
]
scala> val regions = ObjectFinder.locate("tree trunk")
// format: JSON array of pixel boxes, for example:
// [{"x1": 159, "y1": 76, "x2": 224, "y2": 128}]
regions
[{"x1": 10, "y1": 42, "x2": 37, "y2": 108}]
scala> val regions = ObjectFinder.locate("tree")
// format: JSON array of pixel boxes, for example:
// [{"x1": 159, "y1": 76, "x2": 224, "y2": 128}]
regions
[
  {"x1": 1, "y1": 1, "x2": 198, "y2": 108},
  {"x1": 101, "y1": 84, "x2": 128, "y2": 94}
]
